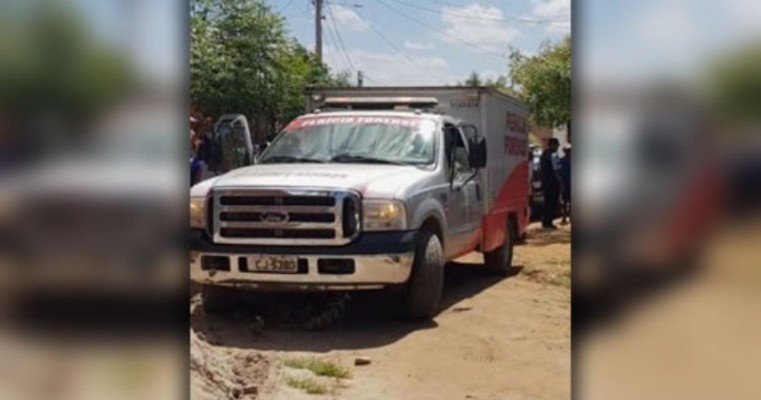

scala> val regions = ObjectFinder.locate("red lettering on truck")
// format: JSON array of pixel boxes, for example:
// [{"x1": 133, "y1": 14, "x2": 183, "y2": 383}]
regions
[
  {"x1": 504, "y1": 136, "x2": 527, "y2": 156},
  {"x1": 506, "y1": 112, "x2": 527, "y2": 134},
  {"x1": 284, "y1": 116, "x2": 422, "y2": 131}
]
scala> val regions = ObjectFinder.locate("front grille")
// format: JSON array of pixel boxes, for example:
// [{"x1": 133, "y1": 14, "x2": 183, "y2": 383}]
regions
[{"x1": 211, "y1": 188, "x2": 360, "y2": 245}]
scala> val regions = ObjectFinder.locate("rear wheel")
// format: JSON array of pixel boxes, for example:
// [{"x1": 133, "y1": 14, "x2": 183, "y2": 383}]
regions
[
  {"x1": 403, "y1": 230, "x2": 444, "y2": 320},
  {"x1": 484, "y1": 222, "x2": 514, "y2": 275}
]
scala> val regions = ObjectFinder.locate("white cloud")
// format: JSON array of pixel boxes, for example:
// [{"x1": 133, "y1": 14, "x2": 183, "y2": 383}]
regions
[
  {"x1": 329, "y1": 5, "x2": 369, "y2": 32},
  {"x1": 440, "y1": 4, "x2": 520, "y2": 53},
  {"x1": 585, "y1": 0, "x2": 700, "y2": 85},
  {"x1": 721, "y1": 0, "x2": 761, "y2": 33},
  {"x1": 582, "y1": 0, "x2": 761, "y2": 87},
  {"x1": 631, "y1": 0, "x2": 696, "y2": 44},
  {"x1": 403, "y1": 40, "x2": 436, "y2": 51},
  {"x1": 628, "y1": 0, "x2": 701, "y2": 77},
  {"x1": 527, "y1": 0, "x2": 571, "y2": 33},
  {"x1": 324, "y1": 47, "x2": 456, "y2": 86}
]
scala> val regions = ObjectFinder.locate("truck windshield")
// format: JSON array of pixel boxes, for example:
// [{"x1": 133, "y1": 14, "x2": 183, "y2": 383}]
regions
[{"x1": 260, "y1": 116, "x2": 436, "y2": 166}]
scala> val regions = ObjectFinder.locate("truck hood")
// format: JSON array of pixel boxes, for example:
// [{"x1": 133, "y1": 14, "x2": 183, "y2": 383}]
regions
[{"x1": 206, "y1": 163, "x2": 430, "y2": 198}]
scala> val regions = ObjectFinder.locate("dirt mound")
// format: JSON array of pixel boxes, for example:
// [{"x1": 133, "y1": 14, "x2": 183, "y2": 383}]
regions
[{"x1": 191, "y1": 330, "x2": 273, "y2": 399}]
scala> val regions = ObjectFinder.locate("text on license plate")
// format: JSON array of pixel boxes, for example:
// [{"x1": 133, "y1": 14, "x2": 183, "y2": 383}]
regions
[{"x1": 248, "y1": 256, "x2": 299, "y2": 273}]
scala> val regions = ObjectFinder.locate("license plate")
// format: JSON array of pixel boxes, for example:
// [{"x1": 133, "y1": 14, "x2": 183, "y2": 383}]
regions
[{"x1": 248, "y1": 256, "x2": 299, "y2": 273}]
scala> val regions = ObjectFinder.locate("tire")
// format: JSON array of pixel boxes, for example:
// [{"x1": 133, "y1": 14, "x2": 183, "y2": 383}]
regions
[
  {"x1": 201, "y1": 285, "x2": 236, "y2": 313},
  {"x1": 484, "y1": 222, "x2": 514, "y2": 275},
  {"x1": 403, "y1": 230, "x2": 445, "y2": 320}
]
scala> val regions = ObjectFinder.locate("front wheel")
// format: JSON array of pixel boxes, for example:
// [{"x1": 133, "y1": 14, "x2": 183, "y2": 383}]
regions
[
  {"x1": 484, "y1": 222, "x2": 514, "y2": 275},
  {"x1": 403, "y1": 230, "x2": 445, "y2": 320}
]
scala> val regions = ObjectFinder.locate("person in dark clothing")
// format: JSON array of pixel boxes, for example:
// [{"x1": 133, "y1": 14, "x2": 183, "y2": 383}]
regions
[
  {"x1": 560, "y1": 144, "x2": 571, "y2": 224},
  {"x1": 540, "y1": 138, "x2": 563, "y2": 229}
]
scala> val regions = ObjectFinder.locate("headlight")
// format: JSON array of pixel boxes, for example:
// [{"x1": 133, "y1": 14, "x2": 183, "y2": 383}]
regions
[
  {"x1": 190, "y1": 197, "x2": 206, "y2": 229},
  {"x1": 363, "y1": 200, "x2": 407, "y2": 231}
]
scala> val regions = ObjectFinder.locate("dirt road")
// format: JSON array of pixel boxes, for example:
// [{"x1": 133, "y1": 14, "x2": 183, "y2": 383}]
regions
[{"x1": 191, "y1": 223, "x2": 570, "y2": 400}]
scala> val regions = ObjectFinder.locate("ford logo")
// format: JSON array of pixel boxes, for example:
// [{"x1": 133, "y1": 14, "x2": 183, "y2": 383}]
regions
[{"x1": 260, "y1": 211, "x2": 289, "y2": 223}]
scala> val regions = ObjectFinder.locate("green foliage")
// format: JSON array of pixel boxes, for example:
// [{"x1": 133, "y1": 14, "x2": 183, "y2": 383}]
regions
[
  {"x1": 284, "y1": 376, "x2": 329, "y2": 395},
  {"x1": 190, "y1": 0, "x2": 349, "y2": 135},
  {"x1": 462, "y1": 71, "x2": 483, "y2": 87},
  {"x1": 0, "y1": 3, "x2": 132, "y2": 120},
  {"x1": 508, "y1": 36, "x2": 571, "y2": 128},
  {"x1": 283, "y1": 357, "x2": 351, "y2": 379},
  {"x1": 457, "y1": 71, "x2": 514, "y2": 96},
  {"x1": 706, "y1": 41, "x2": 761, "y2": 126}
]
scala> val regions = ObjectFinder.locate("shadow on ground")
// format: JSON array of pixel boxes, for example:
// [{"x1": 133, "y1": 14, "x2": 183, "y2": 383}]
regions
[{"x1": 190, "y1": 261, "x2": 522, "y2": 352}]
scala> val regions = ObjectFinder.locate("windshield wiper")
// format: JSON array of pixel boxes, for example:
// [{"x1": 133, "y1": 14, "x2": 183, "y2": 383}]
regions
[
  {"x1": 330, "y1": 154, "x2": 406, "y2": 165},
  {"x1": 260, "y1": 155, "x2": 325, "y2": 164}
]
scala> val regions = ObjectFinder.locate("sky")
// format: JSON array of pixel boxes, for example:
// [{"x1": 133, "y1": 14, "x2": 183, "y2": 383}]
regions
[
  {"x1": 68, "y1": 0, "x2": 569, "y2": 86},
  {"x1": 72, "y1": 0, "x2": 183, "y2": 84},
  {"x1": 267, "y1": 0, "x2": 571, "y2": 86},
  {"x1": 579, "y1": 0, "x2": 761, "y2": 86},
  {"x1": 62, "y1": 0, "x2": 761, "y2": 88}
]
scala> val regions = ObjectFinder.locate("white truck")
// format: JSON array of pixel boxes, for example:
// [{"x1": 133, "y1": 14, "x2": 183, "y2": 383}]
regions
[{"x1": 190, "y1": 86, "x2": 530, "y2": 319}]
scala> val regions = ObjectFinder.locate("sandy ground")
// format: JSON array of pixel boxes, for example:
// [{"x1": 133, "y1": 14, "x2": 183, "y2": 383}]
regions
[
  {"x1": 190, "y1": 222, "x2": 571, "y2": 400},
  {"x1": 578, "y1": 218, "x2": 761, "y2": 400}
]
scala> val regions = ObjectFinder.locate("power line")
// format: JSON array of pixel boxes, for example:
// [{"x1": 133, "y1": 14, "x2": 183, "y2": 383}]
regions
[
  {"x1": 420, "y1": 0, "x2": 462, "y2": 7},
  {"x1": 393, "y1": 0, "x2": 568, "y2": 25},
  {"x1": 354, "y1": 9, "x2": 449, "y2": 84},
  {"x1": 325, "y1": 1, "x2": 358, "y2": 73},
  {"x1": 323, "y1": 19, "x2": 347, "y2": 67},
  {"x1": 321, "y1": 2, "x2": 381, "y2": 85},
  {"x1": 279, "y1": 0, "x2": 295, "y2": 13},
  {"x1": 300, "y1": 0, "x2": 311, "y2": 14},
  {"x1": 362, "y1": 74, "x2": 381, "y2": 86},
  {"x1": 376, "y1": 0, "x2": 507, "y2": 58},
  {"x1": 285, "y1": 0, "x2": 311, "y2": 19},
  {"x1": 321, "y1": 25, "x2": 342, "y2": 69}
]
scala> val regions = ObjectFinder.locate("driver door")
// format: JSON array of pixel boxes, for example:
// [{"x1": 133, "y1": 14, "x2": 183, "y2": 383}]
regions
[{"x1": 443, "y1": 124, "x2": 481, "y2": 258}]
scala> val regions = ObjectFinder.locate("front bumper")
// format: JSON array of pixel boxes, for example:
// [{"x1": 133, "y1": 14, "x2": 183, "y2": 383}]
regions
[{"x1": 190, "y1": 230, "x2": 417, "y2": 290}]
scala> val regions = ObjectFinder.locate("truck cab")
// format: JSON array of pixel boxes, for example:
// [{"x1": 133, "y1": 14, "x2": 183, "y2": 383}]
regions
[{"x1": 190, "y1": 87, "x2": 529, "y2": 319}]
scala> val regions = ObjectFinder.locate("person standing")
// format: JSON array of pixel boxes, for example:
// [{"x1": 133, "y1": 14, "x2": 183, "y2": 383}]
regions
[
  {"x1": 540, "y1": 138, "x2": 563, "y2": 229},
  {"x1": 190, "y1": 116, "x2": 213, "y2": 186},
  {"x1": 560, "y1": 144, "x2": 571, "y2": 224}
]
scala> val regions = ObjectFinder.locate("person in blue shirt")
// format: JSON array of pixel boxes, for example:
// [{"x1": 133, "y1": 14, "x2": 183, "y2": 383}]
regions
[
  {"x1": 190, "y1": 118, "x2": 209, "y2": 186},
  {"x1": 540, "y1": 138, "x2": 563, "y2": 229},
  {"x1": 560, "y1": 144, "x2": 571, "y2": 225}
]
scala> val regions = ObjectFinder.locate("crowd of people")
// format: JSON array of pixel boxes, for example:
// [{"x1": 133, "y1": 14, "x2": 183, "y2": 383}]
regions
[
  {"x1": 538, "y1": 138, "x2": 571, "y2": 229},
  {"x1": 189, "y1": 115, "x2": 274, "y2": 186}
]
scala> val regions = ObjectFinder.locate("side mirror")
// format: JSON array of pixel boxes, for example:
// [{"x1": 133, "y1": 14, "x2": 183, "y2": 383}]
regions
[{"x1": 468, "y1": 136, "x2": 487, "y2": 169}]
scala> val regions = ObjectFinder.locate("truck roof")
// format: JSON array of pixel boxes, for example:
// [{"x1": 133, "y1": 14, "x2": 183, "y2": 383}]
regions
[
  {"x1": 304, "y1": 85, "x2": 528, "y2": 115},
  {"x1": 305, "y1": 85, "x2": 519, "y2": 102},
  {"x1": 298, "y1": 109, "x2": 447, "y2": 120}
]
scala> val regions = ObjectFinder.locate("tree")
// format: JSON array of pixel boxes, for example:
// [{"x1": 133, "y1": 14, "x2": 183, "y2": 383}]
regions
[
  {"x1": 0, "y1": 2, "x2": 132, "y2": 160},
  {"x1": 706, "y1": 40, "x2": 761, "y2": 130},
  {"x1": 507, "y1": 36, "x2": 571, "y2": 131},
  {"x1": 0, "y1": 3, "x2": 132, "y2": 125},
  {"x1": 462, "y1": 71, "x2": 483, "y2": 87},
  {"x1": 190, "y1": 0, "x2": 348, "y2": 138},
  {"x1": 456, "y1": 72, "x2": 514, "y2": 96}
]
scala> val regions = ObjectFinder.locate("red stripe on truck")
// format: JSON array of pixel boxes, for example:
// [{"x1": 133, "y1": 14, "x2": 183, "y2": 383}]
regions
[{"x1": 481, "y1": 160, "x2": 530, "y2": 253}]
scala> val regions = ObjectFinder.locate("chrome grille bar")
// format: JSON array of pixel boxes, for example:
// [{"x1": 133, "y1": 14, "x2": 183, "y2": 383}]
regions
[
  {"x1": 218, "y1": 205, "x2": 336, "y2": 214},
  {"x1": 219, "y1": 221, "x2": 334, "y2": 229},
  {"x1": 211, "y1": 188, "x2": 360, "y2": 246}
]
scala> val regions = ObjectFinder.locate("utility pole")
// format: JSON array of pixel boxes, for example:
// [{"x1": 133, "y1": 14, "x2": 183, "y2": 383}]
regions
[
  {"x1": 357, "y1": 70, "x2": 364, "y2": 87},
  {"x1": 314, "y1": 0, "x2": 323, "y2": 63}
]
